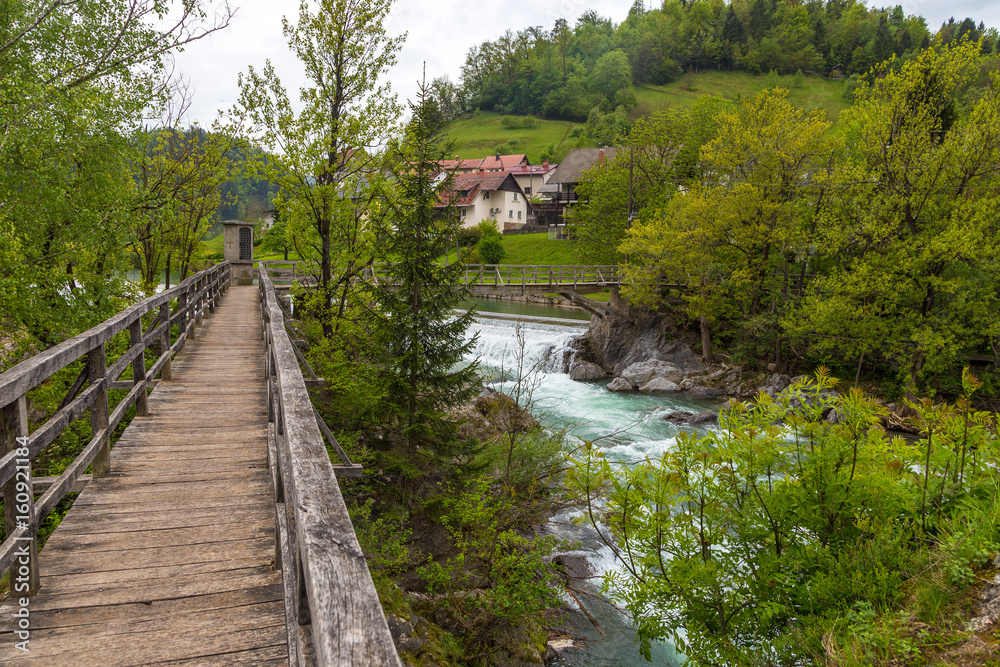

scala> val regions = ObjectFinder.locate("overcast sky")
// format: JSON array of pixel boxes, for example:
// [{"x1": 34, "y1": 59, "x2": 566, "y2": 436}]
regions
[{"x1": 170, "y1": 0, "x2": 1000, "y2": 127}]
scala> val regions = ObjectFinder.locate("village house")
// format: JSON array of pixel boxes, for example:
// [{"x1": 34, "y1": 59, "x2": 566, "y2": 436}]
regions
[
  {"x1": 507, "y1": 160, "x2": 556, "y2": 199},
  {"x1": 545, "y1": 147, "x2": 617, "y2": 203},
  {"x1": 436, "y1": 171, "x2": 528, "y2": 230}
]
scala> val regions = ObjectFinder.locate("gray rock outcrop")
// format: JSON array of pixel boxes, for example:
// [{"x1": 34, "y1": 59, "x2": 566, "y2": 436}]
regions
[{"x1": 584, "y1": 288, "x2": 705, "y2": 375}]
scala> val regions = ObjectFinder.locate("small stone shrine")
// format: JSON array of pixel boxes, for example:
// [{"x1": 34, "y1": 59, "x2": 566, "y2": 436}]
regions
[{"x1": 222, "y1": 219, "x2": 256, "y2": 284}]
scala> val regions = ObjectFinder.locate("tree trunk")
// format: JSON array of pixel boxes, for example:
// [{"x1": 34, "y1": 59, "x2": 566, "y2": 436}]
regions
[{"x1": 700, "y1": 314, "x2": 714, "y2": 364}]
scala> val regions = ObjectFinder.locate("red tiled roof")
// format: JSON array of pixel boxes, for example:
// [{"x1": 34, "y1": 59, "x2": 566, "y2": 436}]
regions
[
  {"x1": 436, "y1": 172, "x2": 515, "y2": 208},
  {"x1": 506, "y1": 163, "x2": 556, "y2": 176},
  {"x1": 438, "y1": 158, "x2": 482, "y2": 171},
  {"x1": 437, "y1": 154, "x2": 528, "y2": 173},
  {"x1": 479, "y1": 154, "x2": 527, "y2": 171}
]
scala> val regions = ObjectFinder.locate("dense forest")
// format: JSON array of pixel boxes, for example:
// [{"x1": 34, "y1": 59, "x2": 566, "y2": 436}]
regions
[
  {"x1": 567, "y1": 40, "x2": 1000, "y2": 401},
  {"x1": 430, "y1": 0, "x2": 998, "y2": 122}
]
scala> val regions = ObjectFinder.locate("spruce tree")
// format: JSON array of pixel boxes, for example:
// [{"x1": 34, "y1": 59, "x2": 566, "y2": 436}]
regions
[{"x1": 369, "y1": 78, "x2": 479, "y2": 472}]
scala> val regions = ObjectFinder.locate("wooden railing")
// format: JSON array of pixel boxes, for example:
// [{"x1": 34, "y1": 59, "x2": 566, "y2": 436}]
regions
[
  {"x1": 457, "y1": 264, "x2": 621, "y2": 288},
  {"x1": 260, "y1": 260, "x2": 623, "y2": 292},
  {"x1": 258, "y1": 267, "x2": 400, "y2": 666},
  {"x1": 0, "y1": 262, "x2": 231, "y2": 594}
]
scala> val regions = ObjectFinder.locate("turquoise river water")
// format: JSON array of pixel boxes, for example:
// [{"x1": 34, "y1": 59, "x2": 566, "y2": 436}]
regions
[{"x1": 463, "y1": 298, "x2": 722, "y2": 666}]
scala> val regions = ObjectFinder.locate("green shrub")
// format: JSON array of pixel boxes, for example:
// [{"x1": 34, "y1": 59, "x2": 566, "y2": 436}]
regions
[
  {"x1": 478, "y1": 236, "x2": 505, "y2": 265},
  {"x1": 456, "y1": 226, "x2": 482, "y2": 249}
]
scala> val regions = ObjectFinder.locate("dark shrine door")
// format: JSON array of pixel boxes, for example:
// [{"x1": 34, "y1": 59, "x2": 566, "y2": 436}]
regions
[{"x1": 239, "y1": 226, "x2": 252, "y2": 261}]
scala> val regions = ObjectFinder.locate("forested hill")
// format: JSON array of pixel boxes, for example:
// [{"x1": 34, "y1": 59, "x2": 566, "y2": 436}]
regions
[{"x1": 433, "y1": 0, "x2": 998, "y2": 122}]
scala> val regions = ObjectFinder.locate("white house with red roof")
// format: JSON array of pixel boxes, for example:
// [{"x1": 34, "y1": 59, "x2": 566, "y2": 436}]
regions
[{"x1": 437, "y1": 171, "x2": 528, "y2": 230}]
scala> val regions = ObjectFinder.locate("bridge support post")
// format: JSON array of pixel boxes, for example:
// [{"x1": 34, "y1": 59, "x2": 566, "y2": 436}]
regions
[
  {"x1": 1, "y1": 396, "x2": 40, "y2": 596},
  {"x1": 88, "y1": 343, "x2": 111, "y2": 478},
  {"x1": 130, "y1": 319, "x2": 148, "y2": 417}
]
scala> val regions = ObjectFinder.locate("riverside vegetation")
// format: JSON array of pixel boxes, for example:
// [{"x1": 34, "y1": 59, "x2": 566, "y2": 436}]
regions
[{"x1": 569, "y1": 369, "x2": 1000, "y2": 666}]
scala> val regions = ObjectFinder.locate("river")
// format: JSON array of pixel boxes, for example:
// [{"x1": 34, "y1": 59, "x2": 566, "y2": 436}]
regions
[{"x1": 464, "y1": 299, "x2": 721, "y2": 666}]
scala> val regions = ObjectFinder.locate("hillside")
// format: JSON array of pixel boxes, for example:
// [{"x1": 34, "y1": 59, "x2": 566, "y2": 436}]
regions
[
  {"x1": 440, "y1": 113, "x2": 582, "y2": 165},
  {"x1": 635, "y1": 70, "x2": 850, "y2": 120},
  {"x1": 440, "y1": 71, "x2": 850, "y2": 162}
]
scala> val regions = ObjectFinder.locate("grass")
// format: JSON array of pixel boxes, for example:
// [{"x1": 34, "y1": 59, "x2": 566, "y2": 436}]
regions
[
  {"x1": 439, "y1": 73, "x2": 850, "y2": 164},
  {"x1": 634, "y1": 70, "x2": 850, "y2": 121},
  {"x1": 500, "y1": 233, "x2": 579, "y2": 265},
  {"x1": 439, "y1": 112, "x2": 585, "y2": 164}
]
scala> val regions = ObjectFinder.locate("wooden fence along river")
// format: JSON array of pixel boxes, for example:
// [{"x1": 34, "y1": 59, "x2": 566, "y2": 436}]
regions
[
  {"x1": 0, "y1": 261, "x2": 400, "y2": 666},
  {"x1": 260, "y1": 260, "x2": 623, "y2": 295}
]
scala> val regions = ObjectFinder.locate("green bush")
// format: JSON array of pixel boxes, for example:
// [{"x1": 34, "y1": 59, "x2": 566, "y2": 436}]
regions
[
  {"x1": 456, "y1": 226, "x2": 482, "y2": 249},
  {"x1": 500, "y1": 114, "x2": 536, "y2": 129},
  {"x1": 477, "y1": 235, "x2": 506, "y2": 264}
]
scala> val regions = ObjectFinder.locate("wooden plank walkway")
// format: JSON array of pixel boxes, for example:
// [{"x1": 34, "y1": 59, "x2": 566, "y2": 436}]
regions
[{"x1": 0, "y1": 285, "x2": 288, "y2": 665}]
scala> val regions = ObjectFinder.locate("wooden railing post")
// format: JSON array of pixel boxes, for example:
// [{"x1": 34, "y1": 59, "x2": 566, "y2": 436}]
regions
[
  {"x1": 88, "y1": 343, "x2": 111, "y2": 478},
  {"x1": 207, "y1": 270, "x2": 217, "y2": 314},
  {"x1": 1, "y1": 395, "x2": 39, "y2": 595},
  {"x1": 159, "y1": 302, "x2": 172, "y2": 381},
  {"x1": 177, "y1": 291, "x2": 188, "y2": 350},
  {"x1": 129, "y1": 319, "x2": 148, "y2": 417}
]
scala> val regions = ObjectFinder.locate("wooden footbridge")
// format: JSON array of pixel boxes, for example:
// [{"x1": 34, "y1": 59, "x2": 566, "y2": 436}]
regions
[
  {"x1": 0, "y1": 262, "x2": 400, "y2": 665},
  {"x1": 261, "y1": 260, "x2": 623, "y2": 295}
]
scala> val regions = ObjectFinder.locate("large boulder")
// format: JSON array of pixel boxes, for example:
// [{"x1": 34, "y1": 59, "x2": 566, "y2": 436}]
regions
[
  {"x1": 620, "y1": 360, "x2": 683, "y2": 387},
  {"x1": 569, "y1": 360, "x2": 607, "y2": 381},
  {"x1": 639, "y1": 377, "x2": 681, "y2": 393},
  {"x1": 689, "y1": 385, "x2": 724, "y2": 399},
  {"x1": 607, "y1": 377, "x2": 634, "y2": 392},
  {"x1": 689, "y1": 411, "x2": 718, "y2": 424}
]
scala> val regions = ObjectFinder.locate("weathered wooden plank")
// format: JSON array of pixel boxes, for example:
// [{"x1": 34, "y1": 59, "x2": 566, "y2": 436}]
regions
[
  {"x1": 0, "y1": 586, "x2": 283, "y2": 632},
  {"x1": 37, "y1": 537, "x2": 278, "y2": 574},
  {"x1": 0, "y1": 619, "x2": 287, "y2": 665}
]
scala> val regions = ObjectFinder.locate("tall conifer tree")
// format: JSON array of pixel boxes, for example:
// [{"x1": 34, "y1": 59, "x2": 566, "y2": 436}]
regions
[{"x1": 369, "y1": 78, "x2": 478, "y2": 471}]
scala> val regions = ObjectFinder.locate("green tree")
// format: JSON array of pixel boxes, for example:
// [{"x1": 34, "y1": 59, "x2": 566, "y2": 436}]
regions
[
  {"x1": 620, "y1": 89, "x2": 835, "y2": 365},
  {"x1": 786, "y1": 42, "x2": 1000, "y2": 397},
  {"x1": 571, "y1": 109, "x2": 689, "y2": 264},
  {"x1": 0, "y1": 0, "x2": 231, "y2": 349},
  {"x1": 368, "y1": 83, "x2": 478, "y2": 471},
  {"x1": 588, "y1": 49, "x2": 633, "y2": 104},
  {"x1": 236, "y1": 0, "x2": 405, "y2": 337},
  {"x1": 129, "y1": 122, "x2": 233, "y2": 293}
]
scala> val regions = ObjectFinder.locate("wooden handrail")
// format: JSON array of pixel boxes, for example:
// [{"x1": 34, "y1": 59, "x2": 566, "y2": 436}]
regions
[
  {"x1": 260, "y1": 260, "x2": 624, "y2": 288},
  {"x1": 258, "y1": 267, "x2": 400, "y2": 666},
  {"x1": 0, "y1": 262, "x2": 231, "y2": 592}
]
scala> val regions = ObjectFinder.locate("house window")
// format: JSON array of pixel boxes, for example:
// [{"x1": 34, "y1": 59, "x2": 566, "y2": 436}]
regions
[
  {"x1": 513, "y1": 192, "x2": 519, "y2": 201},
  {"x1": 461, "y1": 209, "x2": 467, "y2": 217},
  {"x1": 518, "y1": 210, "x2": 522, "y2": 219},
  {"x1": 484, "y1": 191, "x2": 490, "y2": 199},
  {"x1": 524, "y1": 187, "x2": 531, "y2": 194},
  {"x1": 509, "y1": 210, "x2": 513, "y2": 218}
]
